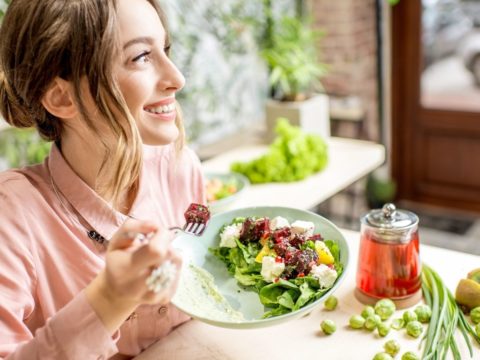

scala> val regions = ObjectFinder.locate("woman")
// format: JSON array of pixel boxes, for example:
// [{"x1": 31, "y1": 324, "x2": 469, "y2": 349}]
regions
[{"x1": 0, "y1": 0, "x2": 205, "y2": 358}]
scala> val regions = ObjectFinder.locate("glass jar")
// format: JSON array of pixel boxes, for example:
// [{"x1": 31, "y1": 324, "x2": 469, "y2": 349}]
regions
[{"x1": 356, "y1": 203, "x2": 422, "y2": 307}]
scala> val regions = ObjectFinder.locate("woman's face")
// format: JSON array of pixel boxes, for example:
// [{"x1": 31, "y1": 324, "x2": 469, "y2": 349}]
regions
[{"x1": 115, "y1": 0, "x2": 185, "y2": 145}]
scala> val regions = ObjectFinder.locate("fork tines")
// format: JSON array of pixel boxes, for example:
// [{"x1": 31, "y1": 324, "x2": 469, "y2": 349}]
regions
[{"x1": 185, "y1": 222, "x2": 206, "y2": 235}]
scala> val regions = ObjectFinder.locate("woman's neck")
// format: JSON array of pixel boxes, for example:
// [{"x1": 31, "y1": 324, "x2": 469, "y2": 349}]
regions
[{"x1": 59, "y1": 130, "x2": 135, "y2": 215}]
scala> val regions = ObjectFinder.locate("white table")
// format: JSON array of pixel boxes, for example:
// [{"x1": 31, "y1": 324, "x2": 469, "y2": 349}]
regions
[
  {"x1": 201, "y1": 137, "x2": 386, "y2": 211},
  {"x1": 136, "y1": 229, "x2": 480, "y2": 360}
]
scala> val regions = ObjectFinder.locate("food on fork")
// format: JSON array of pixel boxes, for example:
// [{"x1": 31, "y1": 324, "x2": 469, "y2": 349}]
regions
[{"x1": 184, "y1": 203, "x2": 211, "y2": 225}]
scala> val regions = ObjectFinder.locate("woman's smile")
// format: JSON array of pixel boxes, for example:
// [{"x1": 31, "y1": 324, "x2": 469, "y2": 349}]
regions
[{"x1": 144, "y1": 97, "x2": 177, "y2": 121}]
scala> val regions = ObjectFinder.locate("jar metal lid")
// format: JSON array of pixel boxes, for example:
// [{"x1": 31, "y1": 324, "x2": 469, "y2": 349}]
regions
[{"x1": 363, "y1": 203, "x2": 418, "y2": 230}]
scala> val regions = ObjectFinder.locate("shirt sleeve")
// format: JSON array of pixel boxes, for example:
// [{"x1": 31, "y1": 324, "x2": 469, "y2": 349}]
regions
[{"x1": 0, "y1": 180, "x2": 119, "y2": 360}]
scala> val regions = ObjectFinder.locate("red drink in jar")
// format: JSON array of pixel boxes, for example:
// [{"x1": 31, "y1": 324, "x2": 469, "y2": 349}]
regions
[{"x1": 356, "y1": 203, "x2": 422, "y2": 307}]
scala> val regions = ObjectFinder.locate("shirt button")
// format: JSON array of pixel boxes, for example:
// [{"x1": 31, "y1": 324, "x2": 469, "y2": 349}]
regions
[{"x1": 157, "y1": 306, "x2": 168, "y2": 316}]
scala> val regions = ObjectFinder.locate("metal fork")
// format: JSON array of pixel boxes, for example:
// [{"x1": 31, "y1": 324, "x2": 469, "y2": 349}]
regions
[{"x1": 169, "y1": 221, "x2": 207, "y2": 236}]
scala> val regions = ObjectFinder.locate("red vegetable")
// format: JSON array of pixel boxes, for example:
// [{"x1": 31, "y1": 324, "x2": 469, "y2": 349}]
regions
[{"x1": 184, "y1": 203, "x2": 210, "y2": 224}]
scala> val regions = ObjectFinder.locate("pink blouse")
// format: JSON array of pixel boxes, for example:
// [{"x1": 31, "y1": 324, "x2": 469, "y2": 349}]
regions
[{"x1": 0, "y1": 143, "x2": 206, "y2": 359}]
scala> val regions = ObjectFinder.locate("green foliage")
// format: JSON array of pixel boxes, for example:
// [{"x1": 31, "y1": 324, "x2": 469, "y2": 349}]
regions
[
  {"x1": 366, "y1": 172, "x2": 397, "y2": 209},
  {"x1": 261, "y1": 16, "x2": 328, "y2": 101},
  {"x1": 0, "y1": 0, "x2": 10, "y2": 20},
  {"x1": 0, "y1": 128, "x2": 51, "y2": 168},
  {"x1": 230, "y1": 118, "x2": 328, "y2": 183}
]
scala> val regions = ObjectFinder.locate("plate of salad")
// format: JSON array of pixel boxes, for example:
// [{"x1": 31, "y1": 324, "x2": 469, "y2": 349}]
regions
[
  {"x1": 205, "y1": 172, "x2": 250, "y2": 213},
  {"x1": 171, "y1": 206, "x2": 349, "y2": 329}
]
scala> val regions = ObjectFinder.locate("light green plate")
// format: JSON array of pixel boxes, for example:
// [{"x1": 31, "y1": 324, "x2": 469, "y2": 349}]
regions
[
  {"x1": 205, "y1": 172, "x2": 250, "y2": 214},
  {"x1": 171, "y1": 206, "x2": 349, "y2": 329}
]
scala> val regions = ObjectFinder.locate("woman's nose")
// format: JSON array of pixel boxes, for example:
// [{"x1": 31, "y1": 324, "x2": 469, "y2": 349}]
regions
[{"x1": 156, "y1": 57, "x2": 185, "y2": 93}]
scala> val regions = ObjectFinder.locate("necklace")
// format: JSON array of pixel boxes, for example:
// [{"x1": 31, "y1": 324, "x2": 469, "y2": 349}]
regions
[{"x1": 48, "y1": 167, "x2": 109, "y2": 248}]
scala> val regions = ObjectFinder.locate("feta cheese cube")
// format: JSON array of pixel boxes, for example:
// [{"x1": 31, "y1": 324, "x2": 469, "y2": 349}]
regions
[
  {"x1": 219, "y1": 223, "x2": 242, "y2": 248},
  {"x1": 269, "y1": 216, "x2": 290, "y2": 230},
  {"x1": 310, "y1": 264, "x2": 338, "y2": 289},
  {"x1": 261, "y1": 256, "x2": 285, "y2": 283},
  {"x1": 291, "y1": 220, "x2": 315, "y2": 237}
]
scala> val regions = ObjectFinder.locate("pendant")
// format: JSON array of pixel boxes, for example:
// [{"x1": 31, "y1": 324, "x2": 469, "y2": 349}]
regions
[{"x1": 87, "y1": 230, "x2": 108, "y2": 245}]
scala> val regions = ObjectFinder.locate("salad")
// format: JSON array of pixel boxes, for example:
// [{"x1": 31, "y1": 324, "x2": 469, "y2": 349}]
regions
[
  {"x1": 206, "y1": 177, "x2": 238, "y2": 203},
  {"x1": 210, "y1": 215, "x2": 343, "y2": 318}
]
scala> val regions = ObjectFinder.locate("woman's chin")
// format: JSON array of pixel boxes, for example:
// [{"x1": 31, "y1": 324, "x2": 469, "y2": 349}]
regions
[{"x1": 139, "y1": 126, "x2": 179, "y2": 146}]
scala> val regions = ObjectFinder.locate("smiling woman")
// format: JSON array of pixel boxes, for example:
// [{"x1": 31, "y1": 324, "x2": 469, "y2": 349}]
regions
[{"x1": 0, "y1": 0, "x2": 206, "y2": 358}]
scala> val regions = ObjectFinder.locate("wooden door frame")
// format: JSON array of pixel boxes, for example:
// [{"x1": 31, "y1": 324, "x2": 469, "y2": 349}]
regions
[
  {"x1": 391, "y1": 1, "x2": 480, "y2": 213},
  {"x1": 391, "y1": 0, "x2": 421, "y2": 203}
]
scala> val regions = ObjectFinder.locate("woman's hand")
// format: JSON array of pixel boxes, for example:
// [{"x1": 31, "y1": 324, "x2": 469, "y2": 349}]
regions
[{"x1": 85, "y1": 219, "x2": 182, "y2": 333}]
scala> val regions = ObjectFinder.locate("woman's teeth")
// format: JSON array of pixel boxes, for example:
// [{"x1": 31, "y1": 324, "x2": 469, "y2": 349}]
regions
[{"x1": 145, "y1": 103, "x2": 175, "y2": 114}]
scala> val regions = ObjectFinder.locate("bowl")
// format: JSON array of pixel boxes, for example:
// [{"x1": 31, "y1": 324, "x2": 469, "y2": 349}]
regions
[
  {"x1": 205, "y1": 172, "x2": 250, "y2": 213},
  {"x1": 171, "y1": 206, "x2": 349, "y2": 329}
]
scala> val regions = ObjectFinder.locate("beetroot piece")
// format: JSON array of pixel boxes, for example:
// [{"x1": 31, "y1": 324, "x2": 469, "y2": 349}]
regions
[
  {"x1": 284, "y1": 248, "x2": 318, "y2": 277},
  {"x1": 289, "y1": 233, "x2": 307, "y2": 248},
  {"x1": 240, "y1": 217, "x2": 270, "y2": 243},
  {"x1": 296, "y1": 249, "x2": 318, "y2": 275},
  {"x1": 184, "y1": 203, "x2": 210, "y2": 224},
  {"x1": 308, "y1": 233, "x2": 323, "y2": 242},
  {"x1": 272, "y1": 227, "x2": 291, "y2": 244},
  {"x1": 273, "y1": 238, "x2": 290, "y2": 257}
]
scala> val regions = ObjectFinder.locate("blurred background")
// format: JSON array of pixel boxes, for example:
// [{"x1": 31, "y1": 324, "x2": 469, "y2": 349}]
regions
[{"x1": 0, "y1": 0, "x2": 479, "y2": 254}]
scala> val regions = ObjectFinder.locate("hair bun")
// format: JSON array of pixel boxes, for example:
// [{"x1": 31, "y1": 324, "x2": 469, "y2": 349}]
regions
[{"x1": 0, "y1": 70, "x2": 36, "y2": 129}]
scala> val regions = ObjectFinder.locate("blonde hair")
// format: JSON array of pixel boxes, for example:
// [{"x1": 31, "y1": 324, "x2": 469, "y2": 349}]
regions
[{"x1": 0, "y1": 0, "x2": 185, "y2": 208}]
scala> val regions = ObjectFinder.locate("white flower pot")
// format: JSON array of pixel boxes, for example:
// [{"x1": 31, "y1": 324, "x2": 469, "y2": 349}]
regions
[{"x1": 265, "y1": 93, "x2": 330, "y2": 141}]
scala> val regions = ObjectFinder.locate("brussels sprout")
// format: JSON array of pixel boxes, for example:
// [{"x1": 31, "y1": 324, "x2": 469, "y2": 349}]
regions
[
  {"x1": 375, "y1": 299, "x2": 396, "y2": 320},
  {"x1": 403, "y1": 310, "x2": 418, "y2": 324},
  {"x1": 349, "y1": 314, "x2": 366, "y2": 329},
  {"x1": 324, "y1": 296, "x2": 338, "y2": 311},
  {"x1": 321, "y1": 319, "x2": 336, "y2": 335},
  {"x1": 401, "y1": 351, "x2": 420, "y2": 360},
  {"x1": 476, "y1": 323, "x2": 480, "y2": 338},
  {"x1": 364, "y1": 314, "x2": 382, "y2": 331},
  {"x1": 384, "y1": 339, "x2": 400, "y2": 356},
  {"x1": 414, "y1": 304, "x2": 432, "y2": 323},
  {"x1": 470, "y1": 306, "x2": 480, "y2": 324},
  {"x1": 391, "y1": 317, "x2": 405, "y2": 330},
  {"x1": 377, "y1": 322, "x2": 391, "y2": 337},
  {"x1": 362, "y1": 305, "x2": 376, "y2": 319},
  {"x1": 406, "y1": 320, "x2": 423, "y2": 338},
  {"x1": 373, "y1": 353, "x2": 393, "y2": 360}
]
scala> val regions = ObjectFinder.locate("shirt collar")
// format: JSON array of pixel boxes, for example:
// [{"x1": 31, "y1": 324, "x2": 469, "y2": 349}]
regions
[{"x1": 48, "y1": 144, "x2": 156, "y2": 240}]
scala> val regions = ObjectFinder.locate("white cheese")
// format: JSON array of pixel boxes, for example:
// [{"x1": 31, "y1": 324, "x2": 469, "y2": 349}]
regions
[
  {"x1": 269, "y1": 216, "x2": 290, "y2": 230},
  {"x1": 310, "y1": 264, "x2": 338, "y2": 289},
  {"x1": 290, "y1": 220, "x2": 315, "y2": 237},
  {"x1": 261, "y1": 256, "x2": 285, "y2": 283},
  {"x1": 219, "y1": 223, "x2": 242, "y2": 248}
]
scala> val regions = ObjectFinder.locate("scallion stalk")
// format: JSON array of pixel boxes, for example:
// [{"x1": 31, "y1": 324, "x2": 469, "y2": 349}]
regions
[{"x1": 421, "y1": 264, "x2": 480, "y2": 359}]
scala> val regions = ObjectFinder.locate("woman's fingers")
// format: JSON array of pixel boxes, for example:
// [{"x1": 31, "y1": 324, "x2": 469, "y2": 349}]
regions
[
  {"x1": 130, "y1": 229, "x2": 174, "y2": 271},
  {"x1": 109, "y1": 219, "x2": 158, "y2": 251},
  {"x1": 105, "y1": 220, "x2": 182, "y2": 305}
]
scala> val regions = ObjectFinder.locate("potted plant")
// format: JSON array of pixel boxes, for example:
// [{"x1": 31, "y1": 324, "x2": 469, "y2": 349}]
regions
[
  {"x1": 261, "y1": 13, "x2": 330, "y2": 141},
  {"x1": 0, "y1": 128, "x2": 51, "y2": 169},
  {"x1": 365, "y1": 166, "x2": 397, "y2": 209}
]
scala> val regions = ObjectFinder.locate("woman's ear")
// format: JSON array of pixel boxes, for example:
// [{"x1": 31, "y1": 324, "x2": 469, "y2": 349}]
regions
[{"x1": 41, "y1": 77, "x2": 78, "y2": 119}]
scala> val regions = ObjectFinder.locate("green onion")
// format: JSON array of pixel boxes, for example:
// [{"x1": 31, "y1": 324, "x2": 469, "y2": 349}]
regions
[{"x1": 421, "y1": 264, "x2": 480, "y2": 359}]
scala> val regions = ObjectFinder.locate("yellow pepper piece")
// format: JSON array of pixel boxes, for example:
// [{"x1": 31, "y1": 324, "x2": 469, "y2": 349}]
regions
[
  {"x1": 315, "y1": 241, "x2": 334, "y2": 265},
  {"x1": 255, "y1": 244, "x2": 276, "y2": 263},
  {"x1": 259, "y1": 233, "x2": 269, "y2": 246}
]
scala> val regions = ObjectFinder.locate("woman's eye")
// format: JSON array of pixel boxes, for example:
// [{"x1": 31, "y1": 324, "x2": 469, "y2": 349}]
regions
[{"x1": 132, "y1": 51, "x2": 151, "y2": 63}]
